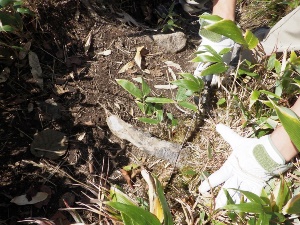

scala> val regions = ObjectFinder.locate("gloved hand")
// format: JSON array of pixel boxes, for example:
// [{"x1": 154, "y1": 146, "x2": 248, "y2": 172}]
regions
[
  {"x1": 194, "y1": 36, "x2": 235, "y2": 86},
  {"x1": 199, "y1": 124, "x2": 291, "y2": 209}
]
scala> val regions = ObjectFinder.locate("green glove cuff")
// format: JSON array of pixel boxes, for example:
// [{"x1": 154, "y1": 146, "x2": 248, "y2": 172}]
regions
[{"x1": 253, "y1": 135, "x2": 291, "y2": 174}]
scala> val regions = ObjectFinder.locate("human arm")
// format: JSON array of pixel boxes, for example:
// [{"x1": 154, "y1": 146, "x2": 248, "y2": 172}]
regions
[{"x1": 199, "y1": 98, "x2": 300, "y2": 208}]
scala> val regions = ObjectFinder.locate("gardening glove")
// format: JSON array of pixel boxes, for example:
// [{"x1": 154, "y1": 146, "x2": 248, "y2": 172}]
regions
[
  {"x1": 194, "y1": 35, "x2": 235, "y2": 86},
  {"x1": 199, "y1": 124, "x2": 291, "y2": 209}
]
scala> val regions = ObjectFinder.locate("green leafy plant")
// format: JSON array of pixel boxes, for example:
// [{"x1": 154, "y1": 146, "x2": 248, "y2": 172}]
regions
[
  {"x1": 0, "y1": 0, "x2": 33, "y2": 33},
  {"x1": 156, "y1": 2, "x2": 182, "y2": 32},
  {"x1": 222, "y1": 176, "x2": 300, "y2": 224},
  {"x1": 116, "y1": 75, "x2": 202, "y2": 124}
]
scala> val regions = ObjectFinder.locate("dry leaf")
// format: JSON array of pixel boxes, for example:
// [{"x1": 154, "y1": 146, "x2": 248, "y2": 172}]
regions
[
  {"x1": 97, "y1": 50, "x2": 112, "y2": 56},
  {"x1": 84, "y1": 30, "x2": 93, "y2": 53},
  {"x1": 0, "y1": 67, "x2": 10, "y2": 83},
  {"x1": 168, "y1": 67, "x2": 177, "y2": 81},
  {"x1": 154, "y1": 85, "x2": 177, "y2": 90},
  {"x1": 30, "y1": 129, "x2": 68, "y2": 160},
  {"x1": 53, "y1": 84, "x2": 69, "y2": 96},
  {"x1": 51, "y1": 211, "x2": 70, "y2": 225},
  {"x1": 19, "y1": 41, "x2": 32, "y2": 60},
  {"x1": 11, "y1": 192, "x2": 48, "y2": 205},
  {"x1": 19, "y1": 217, "x2": 56, "y2": 225},
  {"x1": 28, "y1": 51, "x2": 43, "y2": 89},
  {"x1": 116, "y1": 12, "x2": 142, "y2": 27},
  {"x1": 83, "y1": 120, "x2": 94, "y2": 126},
  {"x1": 118, "y1": 61, "x2": 135, "y2": 73},
  {"x1": 59, "y1": 192, "x2": 75, "y2": 208},
  {"x1": 34, "y1": 185, "x2": 52, "y2": 208},
  {"x1": 77, "y1": 132, "x2": 86, "y2": 141},
  {"x1": 164, "y1": 61, "x2": 182, "y2": 71},
  {"x1": 28, "y1": 102, "x2": 34, "y2": 113},
  {"x1": 120, "y1": 168, "x2": 133, "y2": 188},
  {"x1": 134, "y1": 46, "x2": 149, "y2": 70}
]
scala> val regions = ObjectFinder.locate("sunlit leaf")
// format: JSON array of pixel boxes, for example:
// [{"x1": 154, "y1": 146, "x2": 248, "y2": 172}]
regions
[
  {"x1": 204, "y1": 20, "x2": 247, "y2": 46},
  {"x1": 201, "y1": 62, "x2": 227, "y2": 77},
  {"x1": 116, "y1": 79, "x2": 143, "y2": 99},
  {"x1": 110, "y1": 187, "x2": 137, "y2": 206},
  {"x1": 106, "y1": 202, "x2": 161, "y2": 225},
  {"x1": 223, "y1": 202, "x2": 264, "y2": 213},
  {"x1": 282, "y1": 193, "x2": 300, "y2": 214},
  {"x1": 145, "y1": 97, "x2": 175, "y2": 104},
  {"x1": 244, "y1": 29, "x2": 259, "y2": 50},
  {"x1": 217, "y1": 98, "x2": 226, "y2": 106},
  {"x1": 249, "y1": 90, "x2": 260, "y2": 108},
  {"x1": 138, "y1": 117, "x2": 160, "y2": 124},
  {"x1": 230, "y1": 189, "x2": 265, "y2": 205},
  {"x1": 178, "y1": 101, "x2": 198, "y2": 111},
  {"x1": 272, "y1": 102, "x2": 300, "y2": 151},
  {"x1": 154, "y1": 177, "x2": 174, "y2": 225},
  {"x1": 192, "y1": 54, "x2": 221, "y2": 63},
  {"x1": 0, "y1": 25, "x2": 14, "y2": 32},
  {"x1": 172, "y1": 79, "x2": 202, "y2": 92},
  {"x1": 273, "y1": 177, "x2": 292, "y2": 212}
]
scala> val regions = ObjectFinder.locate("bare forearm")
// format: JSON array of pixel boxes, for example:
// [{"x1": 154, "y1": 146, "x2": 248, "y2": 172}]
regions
[
  {"x1": 212, "y1": 0, "x2": 237, "y2": 21},
  {"x1": 271, "y1": 98, "x2": 300, "y2": 162}
]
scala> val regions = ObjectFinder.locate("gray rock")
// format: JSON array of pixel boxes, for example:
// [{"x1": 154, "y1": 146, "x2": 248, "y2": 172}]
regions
[{"x1": 147, "y1": 32, "x2": 187, "y2": 53}]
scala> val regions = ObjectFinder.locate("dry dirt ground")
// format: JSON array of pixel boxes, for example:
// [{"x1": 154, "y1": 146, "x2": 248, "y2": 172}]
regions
[{"x1": 0, "y1": 1, "x2": 249, "y2": 224}]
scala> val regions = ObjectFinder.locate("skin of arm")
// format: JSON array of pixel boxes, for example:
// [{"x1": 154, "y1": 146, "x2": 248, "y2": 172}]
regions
[
  {"x1": 212, "y1": 0, "x2": 237, "y2": 21},
  {"x1": 271, "y1": 98, "x2": 300, "y2": 162}
]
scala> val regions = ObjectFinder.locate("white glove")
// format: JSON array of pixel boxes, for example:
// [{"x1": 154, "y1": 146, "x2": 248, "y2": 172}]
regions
[
  {"x1": 194, "y1": 36, "x2": 234, "y2": 86},
  {"x1": 199, "y1": 124, "x2": 290, "y2": 209}
]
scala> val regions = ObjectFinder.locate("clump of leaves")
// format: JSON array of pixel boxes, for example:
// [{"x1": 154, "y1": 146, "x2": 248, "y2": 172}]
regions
[{"x1": 117, "y1": 75, "x2": 202, "y2": 125}]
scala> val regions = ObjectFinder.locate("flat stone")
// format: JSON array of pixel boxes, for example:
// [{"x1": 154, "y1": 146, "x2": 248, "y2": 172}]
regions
[{"x1": 147, "y1": 32, "x2": 187, "y2": 53}]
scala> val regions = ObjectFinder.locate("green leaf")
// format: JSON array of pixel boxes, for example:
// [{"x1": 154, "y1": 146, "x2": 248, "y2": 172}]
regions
[
  {"x1": 156, "y1": 109, "x2": 164, "y2": 122},
  {"x1": 244, "y1": 29, "x2": 259, "y2": 50},
  {"x1": 0, "y1": 25, "x2": 14, "y2": 32},
  {"x1": 237, "y1": 69, "x2": 258, "y2": 77},
  {"x1": 267, "y1": 53, "x2": 277, "y2": 70},
  {"x1": 154, "y1": 177, "x2": 174, "y2": 225},
  {"x1": 123, "y1": 163, "x2": 139, "y2": 171},
  {"x1": 192, "y1": 54, "x2": 221, "y2": 63},
  {"x1": 218, "y1": 47, "x2": 232, "y2": 55},
  {"x1": 217, "y1": 98, "x2": 226, "y2": 106},
  {"x1": 249, "y1": 90, "x2": 260, "y2": 108},
  {"x1": 259, "y1": 90, "x2": 280, "y2": 99},
  {"x1": 145, "y1": 97, "x2": 175, "y2": 104},
  {"x1": 272, "y1": 103, "x2": 300, "y2": 151},
  {"x1": 142, "y1": 78, "x2": 151, "y2": 97},
  {"x1": 201, "y1": 62, "x2": 228, "y2": 77},
  {"x1": 230, "y1": 189, "x2": 266, "y2": 205},
  {"x1": 121, "y1": 212, "x2": 135, "y2": 225},
  {"x1": 257, "y1": 213, "x2": 272, "y2": 225},
  {"x1": 179, "y1": 73, "x2": 202, "y2": 86},
  {"x1": 138, "y1": 117, "x2": 160, "y2": 124},
  {"x1": 175, "y1": 87, "x2": 188, "y2": 101},
  {"x1": 204, "y1": 20, "x2": 247, "y2": 46},
  {"x1": 133, "y1": 77, "x2": 151, "y2": 97},
  {"x1": 16, "y1": 7, "x2": 33, "y2": 15},
  {"x1": 202, "y1": 45, "x2": 223, "y2": 61},
  {"x1": 178, "y1": 101, "x2": 198, "y2": 112},
  {"x1": 172, "y1": 79, "x2": 202, "y2": 92},
  {"x1": 223, "y1": 202, "x2": 264, "y2": 213},
  {"x1": 273, "y1": 176, "x2": 291, "y2": 212},
  {"x1": 116, "y1": 79, "x2": 143, "y2": 99},
  {"x1": 110, "y1": 187, "x2": 137, "y2": 206},
  {"x1": 0, "y1": 0, "x2": 12, "y2": 7},
  {"x1": 106, "y1": 202, "x2": 162, "y2": 225},
  {"x1": 199, "y1": 14, "x2": 223, "y2": 23},
  {"x1": 282, "y1": 193, "x2": 300, "y2": 214}
]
